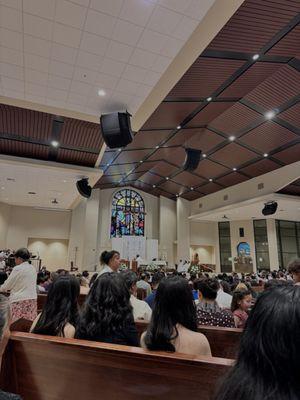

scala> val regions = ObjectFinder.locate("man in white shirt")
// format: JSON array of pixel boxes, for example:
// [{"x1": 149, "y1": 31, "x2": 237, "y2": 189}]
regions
[
  {"x1": 216, "y1": 281, "x2": 233, "y2": 309},
  {"x1": 121, "y1": 270, "x2": 152, "y2": 322},
  {"x1": 136, "y1": 273, "x2": 152, "y2": 296}
]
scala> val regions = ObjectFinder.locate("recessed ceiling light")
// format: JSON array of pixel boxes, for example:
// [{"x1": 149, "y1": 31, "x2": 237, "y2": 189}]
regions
[
  {"x1": 233, "y1": 167, "x2": 237, "y2": 171},
  {"x1": 155, "y1": 145, "x2": 159, "y2": 149},
  {"x1": 118, "y1": 148, "x2": 122, "y2": 152},
  {"x1": 252, "y1": 54, "x2": 260, "y2": 60},
  {"x1": 209, "y1": 178, "x2": 213, "y2": 182},
  {"x1": 51, "y1": 140, "x2": 59, "y2": 147},
  {"x1": 176, "y1": 125, "x2": 181, "y2": 130},
  {"x1": 176, "y1": 194, "x2": 179, "y2": 197},
  {"x1": 191, "y1": 187, "x2": 194, "y2": 190},
  {"x1": 97, "y1": 89, "x2": 106, "y2": 96},
  {"x1": 153, "y1": 185, "x2": 156, "y2": 188},
  {"x1": 106, "y1": 163, "x2": 110, "y2": 167},
  {"x1": 265, "y1": 110, "x2": 275, "y2": 119},
  {"x1": 263, "y1": 153, "x2": 268, "y2": 157},
  {"x1": 206, "y1": 97, "x2": 212, "y2": 102},
  {"x1": 139, "y1": 160, "x2": 143, "y2": 163},
  {"x1": 202, "y1": 153, "x2": 207, "y2": 158},
  {"x1": 166, "y1": 177, "x2": 169, "y2": 180},
  {"x1": 229, "y1": 135, "x2": 236, "y2": 141}
]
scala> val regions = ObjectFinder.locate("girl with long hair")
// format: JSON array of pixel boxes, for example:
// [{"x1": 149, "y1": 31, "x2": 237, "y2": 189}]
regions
[
  {"x1": 31, "y1": 275, "x2": 80, "y2": 338},
  {"x1": 141, "y1": 275, "x2": 211, "y2": 356},
  {"x1": 215, "y1": 285, "x2": 300, "y2": 400},
  {"x1": 231, "y1": 290, "x2": 252, "y2": 328},
  {"x1": 75, "y1": 273, "x2": 139, "y2": 346}
]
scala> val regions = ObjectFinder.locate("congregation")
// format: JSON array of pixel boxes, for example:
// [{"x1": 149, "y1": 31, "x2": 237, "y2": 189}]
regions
[{"x1": 0, "y1": 247, "x2": 300, "y2": 399}]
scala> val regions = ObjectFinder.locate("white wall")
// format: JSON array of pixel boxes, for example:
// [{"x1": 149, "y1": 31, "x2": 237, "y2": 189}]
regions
[
  {"x1": 0, "y1": 202, "x2": 11, "y2": 248},
  {"x1": 190, "y1": 245, "x2": 214, "y2": 264},
  {"x1": 230, "y1": 220, "x2": 257, "y2": 272},
  {"x1": 5, "y1": 206, "x2": 71, "y2": 250},
  {"x1": 159, "y1": 196, "x2": 176, "y2": 265},
  {"x1": 28, "y1": 238, "x2": 69, "y2": 270},
  {"x1": 190, "y1": 221, "x2": 218, "y2": 266}
]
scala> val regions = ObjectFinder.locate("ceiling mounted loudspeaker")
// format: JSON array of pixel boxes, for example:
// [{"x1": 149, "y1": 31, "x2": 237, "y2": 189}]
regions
[
  {"x1": 100, "y1": 112, "x2": 133, "y2": 149},
  {"x1": 262, "y1": 201, "x2": 278, "y2": 216},
  {"x1": 76, "y1": 178, "x2": 92, "y2": 199},
  {"x1": 183, "y1": 148, "x2": 202, "y2": 171}
]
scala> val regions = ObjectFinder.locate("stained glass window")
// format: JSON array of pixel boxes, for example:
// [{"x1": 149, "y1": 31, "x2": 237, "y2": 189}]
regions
[{"x1": 111, "y1": 189, "x2": 145, "y2": 238}]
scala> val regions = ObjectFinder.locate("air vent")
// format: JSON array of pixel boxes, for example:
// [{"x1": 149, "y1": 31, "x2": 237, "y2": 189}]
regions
[
  {"x1": 28, "y1": 191, "x2": 36, "y2": 195},
  {"x1": 223, "y1": 194, "x2": 228, "y2": 201},
  {"x1": 7, "y1": 178, "x2": 15, "y2": 182},
  {"x1": 199, "y1": 203, "x2": 202, "y2": 209},
  {"x1": 258, "y1": 182, "x2": 264, "y2": 190}
]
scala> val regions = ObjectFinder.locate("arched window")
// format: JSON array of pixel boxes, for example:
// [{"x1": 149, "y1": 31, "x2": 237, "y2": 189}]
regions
[{"x1": 111, "y1": 189, "x2": 145, "y2": 238}]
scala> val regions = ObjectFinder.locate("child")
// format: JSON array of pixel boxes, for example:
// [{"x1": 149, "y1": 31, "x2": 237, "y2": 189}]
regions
[{"x1": 231, "y1": 290, "x2": 252, "y2": 328}]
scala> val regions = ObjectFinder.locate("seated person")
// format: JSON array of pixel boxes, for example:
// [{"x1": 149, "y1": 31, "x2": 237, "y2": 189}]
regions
[
  {"x1": 31, "y1": 275, "x2": 80, "y2": 338},
  {"x1": 288, "y1": 259, "x2": 300, "y2": 285},
  {"x1": 121, "y1": 270, "x2": 152, "y2": 322},
  {"x1": 0, "y1": 294, "x2": 22, "y2": 399},
  {"x1": 196, "y1": 278, "x2": 235, "y2": 327},
  {"x1": 215, "y1": 285, "x2": 300, "y2": 400},
  {"x1": 75, "y1": 273, "x2": 139, "y2": 347},
  {"x1": 141, "y1": 276, "x2": 211, "y2": 356},
  {"x1": 144, "y1": 272, "x2": 165, "y2": 309},
  {"x1": 216, "y1": 280, "x2": 232, "y2": 309},
  {"x1": 136, "y1": 273, "x2": 152, "y2": 296},
  {"x1": 231, "y1": 290, "x2": 252, "y2": 329}
]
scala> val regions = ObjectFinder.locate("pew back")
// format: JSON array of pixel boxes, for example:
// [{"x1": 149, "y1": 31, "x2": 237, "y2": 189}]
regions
[
  {"x1": 135, "y1": 321, "x2": 242, "y2": 359},
  {"x1": 2, "y1": 332, "x2": 233, "y2": 400}
]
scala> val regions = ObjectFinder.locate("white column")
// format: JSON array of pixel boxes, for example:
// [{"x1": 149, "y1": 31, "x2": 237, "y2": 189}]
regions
[
  {"x1": 176, "y1": 198, "x2": 190, "y2": 262},
  {"x1": 267, "y1": 219, "x2": 279, "y2": 269},
  {"x1": 159, "y1": 196, "x2": 176, "y2": 264}
]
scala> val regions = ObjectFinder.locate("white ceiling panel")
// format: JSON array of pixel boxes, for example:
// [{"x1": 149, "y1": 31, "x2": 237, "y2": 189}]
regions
[{"x1": 0, "y1": 0, "x2": 216, "y2": 116}]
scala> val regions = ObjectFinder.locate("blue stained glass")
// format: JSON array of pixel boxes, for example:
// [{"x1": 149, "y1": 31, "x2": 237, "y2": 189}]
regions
[{"x1": 110, "y1": 189, "x2": 145, "y2": 238}]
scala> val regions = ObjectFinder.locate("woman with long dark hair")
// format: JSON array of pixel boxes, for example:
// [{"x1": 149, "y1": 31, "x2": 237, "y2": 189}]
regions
[
  {"x1": 141, "y1": 275, "x2": 211, "y2": 356},
  {"x1": 215, "y1": 285, "x2": 300, "y2": 400},
  {"x1": 31, "y1": 275, "x2": 80, "y2": 338},
  {"x1": 75, "y1": 273, "x2": 139, "y2": 346}
]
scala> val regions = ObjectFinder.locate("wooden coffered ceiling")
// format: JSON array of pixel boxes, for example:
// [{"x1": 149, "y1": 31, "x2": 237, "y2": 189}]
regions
[{"x1": 96, "y1": 0, "x2": 300, "y2": 200}]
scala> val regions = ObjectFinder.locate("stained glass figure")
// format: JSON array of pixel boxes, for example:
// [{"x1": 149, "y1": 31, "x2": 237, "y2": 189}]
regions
[{"x1": 111, "y1": 189, "x2": 145, "y2": 237}]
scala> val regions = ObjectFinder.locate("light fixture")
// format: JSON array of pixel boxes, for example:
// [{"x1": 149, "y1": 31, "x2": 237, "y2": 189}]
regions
[
  {"x1": 166, "y1": 177, "x2": 169, "y2": 180},
  {"x1": 252, "y1": 54, "x2": 259, "y2": 61},
  {"x1": 206, "y1": 97, "x2": 212, "y2": 102},
  {"x1": 190, "y1": 187, "x2": 194, "y2": 190},
  {"x1": 263, "y1": 153, "x2": 268, "y2": 157},
  {"x1": 139, "y1": 160, "x2": 143, "y2": 163},
  {"x1": 176, "y1": 125, "x2": 181, "y2": 130},
  {"x1": 97, "y1": 89, "x2": 106, "y2": 96},
  {"x1": 118, "y1": 148, "x2": 122, "y2": 152},
  {"x1": 51, "y1": 140, "x2": 59, "y2": 147},
  {"x1": 265, "y1": 110, "x2": 275, "y2": 119},
  {"x1": 202, "y1": 153, "x2": 207, "y2": 158},
  {"x1": 155, "y1": 145, "x2": 159, "y2": 149},
  {"x1": 153, "y1": 185, "x2": 156, "y2": 188},
  {"x1": 176, "y1": 194, "x2": 179, "y2": 197},
  {"x1": 106, "y1": 163, "x2": 110, "y2": 167},
  {"x1": 233, "y1": 167, "x2": 237, "y2": 171},
  {"x1": 229, "y1": 135, "x2": 235, "y2": 141},
  {"x1": 209, "y1": 178, "x2": 213, "y2": 182}
]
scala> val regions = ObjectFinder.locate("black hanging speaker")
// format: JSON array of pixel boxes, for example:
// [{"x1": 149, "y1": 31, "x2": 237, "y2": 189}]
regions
[
  {"x1": 100, "y1": 112, "x2": 133, "y2": 149},
  {"x1": 183, "y1": 148, "x2": 202, "y2": 171},
  {"x1": 76, "y1": 178, "x2": 92, "y2": 199},
  {"x1": 262, "y1": 201, "x2": 278, "y2": 216}
]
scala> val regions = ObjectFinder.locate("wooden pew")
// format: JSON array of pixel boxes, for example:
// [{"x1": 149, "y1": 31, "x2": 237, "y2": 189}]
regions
[
  {"x1": 37, "y1": 293, "x2": 87, "y2": 312},
  {"x1": 1, "y1": 332, "x2": 233, "y2": 400},
  {"x1": 135, "y1": 321, "x2": 242, "y2": 359},
  {"x1": 10, "y1": 318, "x2": 242, "y2": 359}
]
